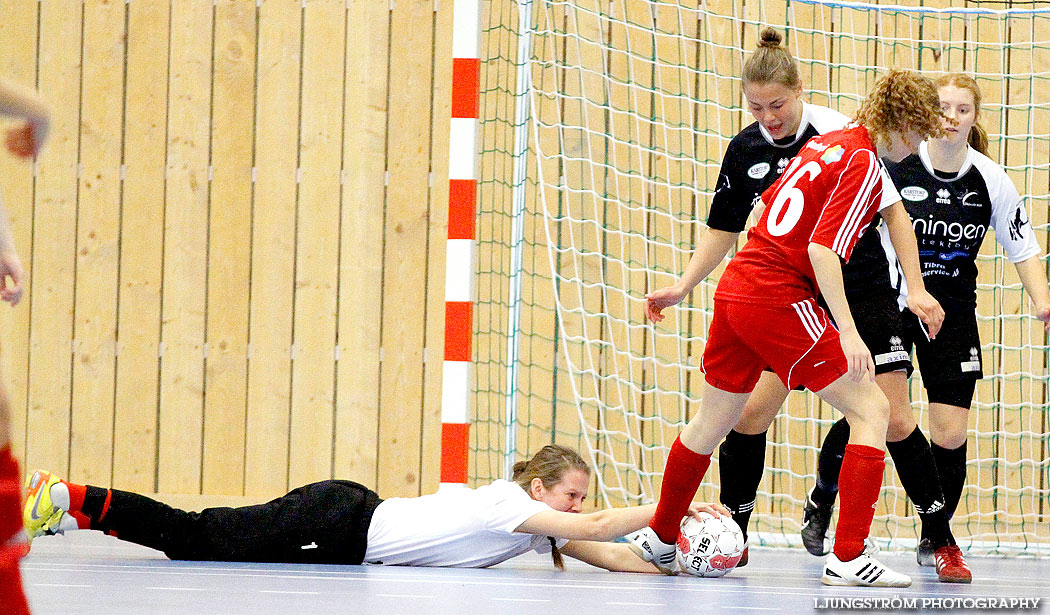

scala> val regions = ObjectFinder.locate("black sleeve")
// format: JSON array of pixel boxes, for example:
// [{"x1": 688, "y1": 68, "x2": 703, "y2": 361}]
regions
[{"x1": 706, "y1": 142, "x2": 753, "y2": 233}]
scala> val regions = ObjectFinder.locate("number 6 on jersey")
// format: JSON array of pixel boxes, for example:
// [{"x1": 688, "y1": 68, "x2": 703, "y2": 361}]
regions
[{"x1": 766, "y1": 158, "x2": 822, "y2": 236}]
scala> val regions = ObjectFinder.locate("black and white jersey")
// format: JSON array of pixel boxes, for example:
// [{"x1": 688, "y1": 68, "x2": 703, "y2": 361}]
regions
[
  {"x1": 887, "y1": 141, "x2": 1041, "y2": 309},
  {"x1": 707, "y1": 103, "x2": 850, "y2": 233}
]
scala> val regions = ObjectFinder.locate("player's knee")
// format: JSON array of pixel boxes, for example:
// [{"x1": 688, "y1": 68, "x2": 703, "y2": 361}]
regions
[
  {"x1": 735, "y1": 402, "x2": 776, "y2": 433},
  {"x1": 885, "y1": 405, "x2": 916, "y2": 441},
  {"x1": 853, "y1": 390, "x2": 890, "y2": 427}
]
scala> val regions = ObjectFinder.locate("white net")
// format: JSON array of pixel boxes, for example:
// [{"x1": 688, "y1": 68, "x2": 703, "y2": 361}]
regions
[{"x1": 474, "y1": 0, "x2": 1050, "y2": 556}]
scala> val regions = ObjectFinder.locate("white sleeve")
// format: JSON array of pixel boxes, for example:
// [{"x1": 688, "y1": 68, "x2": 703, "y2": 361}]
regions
[
  {"x1": 482, "y1": 480, "x2": 554, "y2": 535},
  {"x1": 989, "y1": 174, "x2": 1040, "y2": 263},
  {"x1": 877, "y1": 166, "x2": 901, "y2": 211},
  {"x1": 532, "y1": 536, "x2": 571, "y2": 552}
]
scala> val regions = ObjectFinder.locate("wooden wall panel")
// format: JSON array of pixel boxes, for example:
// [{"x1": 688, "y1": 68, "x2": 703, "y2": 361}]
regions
[
  {"x1": 377, "y1": 0, "x2": 434, "y2": 498},
  {"x1": 113, "y1": 1, "x2": 168, "y2": 492},
  {"x1": 203, "y1": 0, "x2": 255, "y2": 496},
  {"x1": 0, "y1": 0, "x2": 38, "y2": 462},
  {"x1": 333, "y1": 0, "x2": 388, "y2": 490},
  {"x1": 245, "y1": 0, "x2": 300, "y2": 497},
  {"x1": 289, "y1": 0, "x2": 344, "y2": 488},
  {"x1": 158, "y1": 0, "x2": 212, "y2": 494},
  {"x1": 24, "y1": 0, "x2": 81, "y2": 475},
  {"x1": 69, "y1": 0, "x2": 125, "y2": 486}
]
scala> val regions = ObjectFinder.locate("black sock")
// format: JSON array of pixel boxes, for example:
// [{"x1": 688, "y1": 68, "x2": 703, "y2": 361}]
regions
[
  {"x1": 82, "y1": 485, "x2": 111, "y2": 530},
  {"x1": 886, "y1": 427, "x2": 954, "y2": 547},
  {"x1": 812, "y1": 418, "x2": 850, "y2": 506},
  {"x1": 718, "y1": 429, "x2": 767, "y2": 541},
  {"x1": 932, "y1": 442, "x2": 968, "y2": 519}
]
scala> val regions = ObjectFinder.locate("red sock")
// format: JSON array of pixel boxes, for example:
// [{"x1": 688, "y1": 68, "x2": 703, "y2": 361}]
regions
[
  {"x1": 69, "y1": 511, "x2": 91, "y2": 530},
  {"x1": 0, "y1": 445, "x2": 23, "y2": 543},
  {"x1": 833, "y1": 444, "x2": 885, "y2": 561},
  {"x1": 650, "y1": 435, "x2": 711, "y2": 543},
  {"x1": 63, "y1": 480, "x2": 86, "y2": 514}
]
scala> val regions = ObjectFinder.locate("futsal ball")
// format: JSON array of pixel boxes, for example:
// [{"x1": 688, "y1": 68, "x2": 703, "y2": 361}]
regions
[{"x1": 675, "y1": 512, "x2": 746, "y2": 577}]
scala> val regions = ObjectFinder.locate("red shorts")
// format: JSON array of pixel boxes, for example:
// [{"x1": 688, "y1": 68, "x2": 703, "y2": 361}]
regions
[{"x1": 701, "y1": 298, "x2": 849, "y2": 394}]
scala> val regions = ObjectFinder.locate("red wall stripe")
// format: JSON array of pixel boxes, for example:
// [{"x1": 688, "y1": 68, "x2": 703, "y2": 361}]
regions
[
  {"x1": 440, "y1": 422, "x2": 470, "y2": 483},
  {"x1": 448, "y1": 179, "x2": 476, "y2": 240},
  {"x1": 444, "y1": 301, "x2": 473, "y2": 362},
  {"x1": 451, "y1": 57, "x2": 480, "y2": 119}
]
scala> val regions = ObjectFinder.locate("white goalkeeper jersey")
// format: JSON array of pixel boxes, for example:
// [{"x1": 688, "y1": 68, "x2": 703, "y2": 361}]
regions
[{"x1": 362, "y1": 479, "x2": 568, "y2": 568}]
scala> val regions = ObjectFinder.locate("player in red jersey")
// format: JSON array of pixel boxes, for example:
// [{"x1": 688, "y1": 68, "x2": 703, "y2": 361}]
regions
[
  {"x1": 0, "y1": 76, "x2": 50, "y2": 615},
  {"x1": 628, "y1": 69, "x2": 945, "y2": 587}
]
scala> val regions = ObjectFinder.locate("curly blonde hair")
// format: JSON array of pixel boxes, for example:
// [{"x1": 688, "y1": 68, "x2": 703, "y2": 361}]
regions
[{"x1": 854, "y1": 69, "x2": 945, "y2": 148}]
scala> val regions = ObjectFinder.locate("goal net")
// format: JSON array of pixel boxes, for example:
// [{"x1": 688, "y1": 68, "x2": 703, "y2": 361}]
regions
[{"x1": 473, "y1": 0, "x2": 1050, "y2": 556}]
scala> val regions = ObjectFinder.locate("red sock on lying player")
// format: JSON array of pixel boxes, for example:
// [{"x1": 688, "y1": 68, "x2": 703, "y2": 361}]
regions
[{"x1": 25, "y1": 470, "x2": 109, "y2": 532}]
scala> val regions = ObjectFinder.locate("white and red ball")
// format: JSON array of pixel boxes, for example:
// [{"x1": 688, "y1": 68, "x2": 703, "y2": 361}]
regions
[{"x1": 675, "y1": 512, "x2": 746, "y2": 577}]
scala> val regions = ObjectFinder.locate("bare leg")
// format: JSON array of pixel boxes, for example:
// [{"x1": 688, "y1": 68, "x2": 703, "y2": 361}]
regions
[
  {"x1": 680, "y1": 383, "x2": 753, "y2": 454},
  {"x1": 814, "y1": 376, "x2": 889, "y2": 450},
  {"x1": 734, "y1": 372, "x2": 789, "y2": 435}
]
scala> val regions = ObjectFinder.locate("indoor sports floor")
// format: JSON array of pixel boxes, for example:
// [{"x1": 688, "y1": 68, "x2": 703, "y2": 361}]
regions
[{"x1": 18, "y1": 532, "x2": 1047, "y2": 614}]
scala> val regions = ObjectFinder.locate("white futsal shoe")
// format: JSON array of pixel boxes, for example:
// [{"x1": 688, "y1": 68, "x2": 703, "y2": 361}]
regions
[
  {"x1": 627, "y1": 526, "x2": 679, "y2": 575},
  {"x1": 821, "y1": 551, "x2": 912, "y2": 587}
]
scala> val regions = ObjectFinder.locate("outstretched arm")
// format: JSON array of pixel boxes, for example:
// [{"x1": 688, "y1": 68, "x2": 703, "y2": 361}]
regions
[
  {"x1": 0, "y1": 78, "x2": 48, "y2": 306},
  {"x1": 646, "y1": 228, "x2": 738, "y2": 322},
  {"x1": 559, "y1": 540, "x2": 660, "y2": 573},
  {"x1": 881, "y1": 202, "x2": 943, "y2": 337},
  {"x1": 515, "y1": 501, "x2": 729, "y2": 542},
  {"x1": 1014, "y1": 256, "x2": 1050, "y2": 332}
]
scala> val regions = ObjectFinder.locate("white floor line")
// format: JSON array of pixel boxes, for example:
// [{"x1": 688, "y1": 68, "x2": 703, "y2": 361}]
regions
[
  {"x1": 260, "y1": 590, "x2": 321, "y2": 595},
  {"x1": 22, "y1": 561, "x2": 1049, "y2": 598}
]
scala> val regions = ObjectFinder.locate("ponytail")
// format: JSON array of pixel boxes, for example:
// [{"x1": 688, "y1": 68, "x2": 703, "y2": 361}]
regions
[{"x1": 549, "y1": 537, "x2": 565, "y2": 570}]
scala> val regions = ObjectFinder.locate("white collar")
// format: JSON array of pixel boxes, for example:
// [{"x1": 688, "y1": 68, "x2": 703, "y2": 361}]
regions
[
  {"x1": 758, "y1": 102, "x2": 812, "y2": 148},
  {"x1": 918, "y1": 140, "x2": 974, "y2": 180}
]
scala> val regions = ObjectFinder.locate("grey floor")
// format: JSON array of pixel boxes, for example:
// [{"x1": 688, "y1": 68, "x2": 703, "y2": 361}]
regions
[{"x1": 19, "y1": 532, "x2": 1048, "y2": 614}]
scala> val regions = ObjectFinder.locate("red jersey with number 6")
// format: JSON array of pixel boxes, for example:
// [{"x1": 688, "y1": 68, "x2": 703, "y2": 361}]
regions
[{"x1": 715, "y1": 125, "x2": 899, "y2": 307}]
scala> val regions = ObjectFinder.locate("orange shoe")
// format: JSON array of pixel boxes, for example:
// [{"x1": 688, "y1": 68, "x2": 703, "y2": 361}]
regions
[{"x1": 934, "y1": 544, "x2": 972, "y2": 583}]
